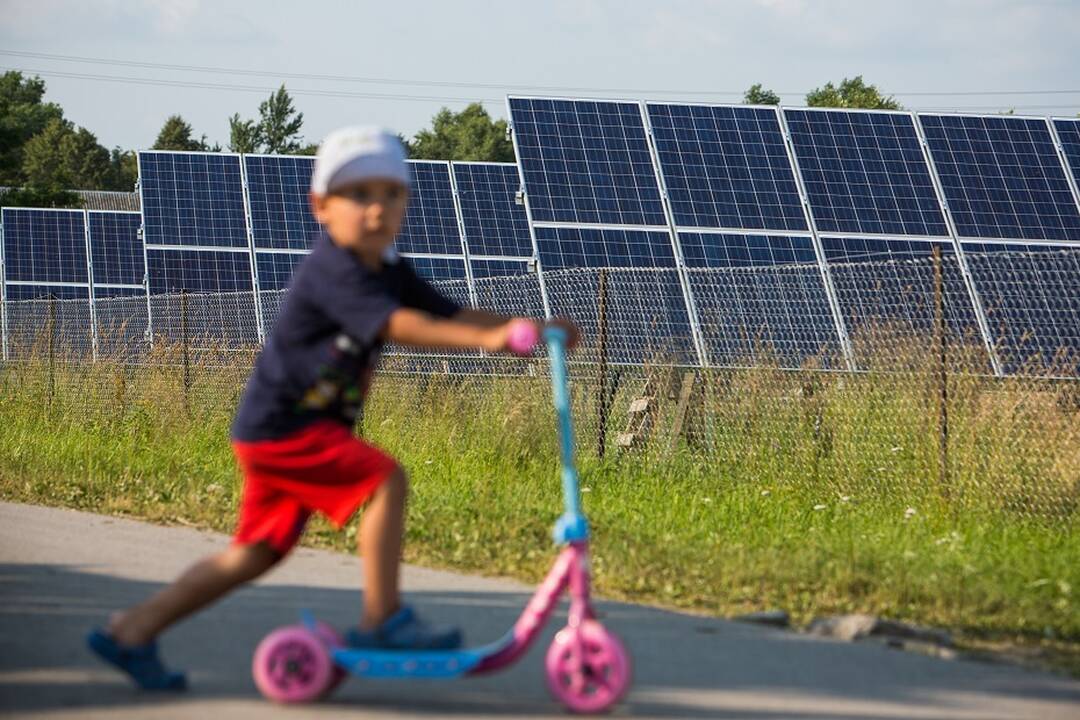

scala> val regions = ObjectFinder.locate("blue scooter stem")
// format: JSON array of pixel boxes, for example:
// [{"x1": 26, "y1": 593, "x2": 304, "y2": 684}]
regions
[{"x1": 544, "y1": 326, "x2": 589, "y2": 544}]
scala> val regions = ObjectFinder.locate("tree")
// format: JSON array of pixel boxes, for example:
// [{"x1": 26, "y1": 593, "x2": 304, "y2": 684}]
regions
[
  {"x1": 228, "y1": 113, "x2": 260, "y2": 154},
  {"x1": 0, "y1": 71, "x2": 64, "y2": 186},
  {"x1": 228, "y1": 86, "x2": 305, "y2": 154},
  {"x1": 805, "y1": 76, "x2": 901, "y2": 110},
  {"x1": 0, "y1": 185, "x2": 79, "y2": 208},
  {"x1": 22, "y1": 118, "x2": 113, "y2": 190},
  {"x1": 744, "y1": 83, "x2": 780, "y2": 105},
  {"x1": 104, "y1": 148, "x2": 138, "y2": 192},
  {"x1": 153, "y1": 114, "x2": 210, "y2": 151},
  {"x1": 16, "y1": 119, "x2": 90, "y2": 207},
  {"x1": 408, "y1": 103, "x2": 514, "y2": 162},
  {"x1": 258, "y1": 85, "x2": 304, "y2": 154}
]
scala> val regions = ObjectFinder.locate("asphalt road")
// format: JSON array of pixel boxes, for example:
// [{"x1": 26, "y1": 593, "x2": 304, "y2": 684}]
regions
[{"x1": 1, "y1": 501, "x2": 1078, "y2": 719}]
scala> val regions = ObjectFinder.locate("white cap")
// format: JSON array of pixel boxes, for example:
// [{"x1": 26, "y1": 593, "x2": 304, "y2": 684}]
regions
[{"x1": 310, "y1": 126, "x2": 409, "y2": 194}]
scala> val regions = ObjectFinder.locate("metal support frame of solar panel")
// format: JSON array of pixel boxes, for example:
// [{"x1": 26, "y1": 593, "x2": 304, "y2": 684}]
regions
[
  {"x1": 507, "y1": 96, "x2": 710, "y2": 368},
  {"x1": 645, "y1": 101, "x2": 853, "y2": 369},
  {"x1": 138, "y1": 150, "x2": 262, "y2": 348},
  {"x1": 917, "y1": 113, "x2": 1080, "y2": 375},
  {"x1": 780, "y1": 106, "x2": 999, "y2": 372},
  {"x1": 0, "y1": 207, "x2": 95, "y2": 359}
]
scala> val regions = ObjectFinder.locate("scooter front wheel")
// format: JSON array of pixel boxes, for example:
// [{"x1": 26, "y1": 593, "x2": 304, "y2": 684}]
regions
[
  {"x1": 545, "y1": 620, "x2": 631, "y2": 714},
  {"x1": 252, "y1": 625, "x2": 335, "y2": 703}
]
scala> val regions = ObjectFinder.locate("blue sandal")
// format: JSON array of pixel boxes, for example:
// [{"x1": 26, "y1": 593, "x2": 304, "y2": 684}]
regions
[
  {"x1": 345, "y1": 606, "x2": 462, "y2": 650},
  {"x1": 87, "y1": 628, "x2": 187, "y2": 691}
]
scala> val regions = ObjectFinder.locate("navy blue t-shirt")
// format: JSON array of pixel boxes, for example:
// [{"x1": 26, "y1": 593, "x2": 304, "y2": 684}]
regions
[{"x1": 231, "y1": 232, "x2": 461, "y2": 441}]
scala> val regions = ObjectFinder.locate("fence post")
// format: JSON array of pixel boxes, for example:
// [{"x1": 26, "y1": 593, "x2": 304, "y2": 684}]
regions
[
  {"x1": 181, "y1": 289, "x2": 191, "y2": 414},
  {"x1": 47, "y1": 296, "x2": 56, "y2": 410},
  {"x1": 597, "y1": 268, "x2": 609, "y2": 459},
  {"x1": 932, "y1": 246, "x2": 949, "y2": 499}
]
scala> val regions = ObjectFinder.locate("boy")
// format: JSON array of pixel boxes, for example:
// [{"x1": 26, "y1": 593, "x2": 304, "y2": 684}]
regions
[{"x1": 88, "y1": 126, "x2": 578, "y2": 690}]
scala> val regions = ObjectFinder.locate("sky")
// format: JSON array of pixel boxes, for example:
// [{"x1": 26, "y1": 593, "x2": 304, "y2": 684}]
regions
[{"x1": 2, "y1": 0, "x2": 1079, "y2": 151}]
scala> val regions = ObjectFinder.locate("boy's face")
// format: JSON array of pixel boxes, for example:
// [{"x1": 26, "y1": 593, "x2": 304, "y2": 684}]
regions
[{"x1": 310, "y1": 178, "x2": 409, "y2": 260}]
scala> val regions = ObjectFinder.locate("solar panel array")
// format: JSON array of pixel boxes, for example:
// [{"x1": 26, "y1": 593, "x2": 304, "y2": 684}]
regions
[
  {"x1": 0, "y1": 207, "x2": 147, "y2": 358},
  {"x1": 506, "y1": 98, "x2": 1080, "y2": 374},
  {"x1": 2, "y1": 101, "x2": 1079, "y2": 376}
]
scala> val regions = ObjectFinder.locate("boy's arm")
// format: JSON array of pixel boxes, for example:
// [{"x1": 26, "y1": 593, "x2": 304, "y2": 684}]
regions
[
  {"x1": 384, "y1": 308, "x2": 512, "y2": 352},
  {"x1": 451, "y1": 309, "x2": 581, "y2": 349},
  {"x1": 451, "y1": 307, "x2": 513, "y2": 328},
  {"x1": 384, "y1": 309, "x2": 582, "y2": 352}
]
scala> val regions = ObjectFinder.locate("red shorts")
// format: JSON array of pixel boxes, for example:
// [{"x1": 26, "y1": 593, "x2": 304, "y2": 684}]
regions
[{"x1": 231, "y1": 420, "x2": 398, "y2": 555}]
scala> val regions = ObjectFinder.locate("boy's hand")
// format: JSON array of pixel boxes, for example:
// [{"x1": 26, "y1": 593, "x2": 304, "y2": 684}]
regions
[
  {"x1": 546, "y1": 317, "x2": 581, "y2": 350},
  {"x1": 484, "y1": 318, "x2": 536, "y2": 353},
  {"x1": 483, "y1": 317, "x2": 582, "y2": 354}
]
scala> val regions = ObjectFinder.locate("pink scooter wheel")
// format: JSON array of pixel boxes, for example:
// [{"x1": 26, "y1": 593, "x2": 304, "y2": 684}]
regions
[
  {"x1": 506, "y1": 319, "x2": 540, "y2": 356},
  {"x1": 252, "y1": 625, "x2": 335, "y2": 703},
  {"x1": 545, "y1": 620, "x2": 631, "y2": 714}
]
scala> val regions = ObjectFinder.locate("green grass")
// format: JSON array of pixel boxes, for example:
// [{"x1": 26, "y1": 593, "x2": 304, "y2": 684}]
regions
[{"x1": 1, "y1": 352, "x2": 1078, "y2": 675}]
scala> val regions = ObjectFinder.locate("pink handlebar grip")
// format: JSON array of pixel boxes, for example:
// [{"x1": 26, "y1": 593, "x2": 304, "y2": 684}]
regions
[{"x1": 506, "y1": 320, "x2": 540, "y2": 356}]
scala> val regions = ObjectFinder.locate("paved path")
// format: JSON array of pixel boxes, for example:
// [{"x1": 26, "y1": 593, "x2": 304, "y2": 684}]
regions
[{"x1": 1, "y1": 502, "x2": 1077, "y2": 719}]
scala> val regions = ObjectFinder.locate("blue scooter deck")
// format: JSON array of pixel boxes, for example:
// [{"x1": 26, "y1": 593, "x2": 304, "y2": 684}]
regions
[{"x1": 301, "y1": 611, "x2": 515, "y2": 679}]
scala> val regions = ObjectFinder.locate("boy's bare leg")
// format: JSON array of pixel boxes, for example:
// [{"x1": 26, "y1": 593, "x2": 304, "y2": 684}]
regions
[
  {"x1": 358, "y1": 467, "x2": 408, "y2": 630},
  {"x1": 107, "y1": 542, "x2": 281, "y2": 646}
]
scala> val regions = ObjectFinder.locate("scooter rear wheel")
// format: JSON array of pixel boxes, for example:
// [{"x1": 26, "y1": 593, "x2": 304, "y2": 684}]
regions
[{"x1": 545, "y1": 620, "x2": 631, "y2": 714}]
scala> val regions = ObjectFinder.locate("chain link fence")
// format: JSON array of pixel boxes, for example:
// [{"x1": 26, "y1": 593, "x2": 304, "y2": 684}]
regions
[{"x1": 2, "y1": 250, "x2": 1078, "y2": 522}]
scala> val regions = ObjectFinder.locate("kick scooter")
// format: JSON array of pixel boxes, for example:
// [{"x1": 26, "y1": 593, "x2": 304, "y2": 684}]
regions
[{"x1": 252, "y1": 324, "x2": 631, "y2": 713}]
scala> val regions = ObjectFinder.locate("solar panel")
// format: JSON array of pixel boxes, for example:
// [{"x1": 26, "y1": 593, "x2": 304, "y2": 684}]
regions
[
  {"x1": 919, "y1": 114, "x2": 1080, "y2": 242},
  {"x1": 255, "y1": 251, "x2": 307, "y2": 292},
  {"x1": 451, "y1": 162, "x2": 534, "y2": 257},
  {"x1": 677, "y1": 233, "x2": 838, "y2": 367},
  {"x1": 647, "y1": 104, "x2": 807, "y2": 232},
  {"x1": 93, "y1": 286, "x2": 148, "y2": 298},
  {"x1": 87, "y1": 211, "x2": 144, "y2": 287},
  {"x1": 470, "y1": 259, "x2": 532, "y2": 278},
  {"x1": 146, "y1": 248, "x2": 253, "y2": 294},
  {"x1": 678, "y1": 232, "x2": 818, "y2": 268},
  {"x1": 534, "y1": 226, "x2": 676, "y2": 269},
  {"x1": 396, "y1": 161, "x2": 464, "y2": 256},
  {"x1": 821, "y1": 237, "x2": 987, "y2": 369},
  {"x1": 784, "y1": 109, "x2": 948, "y2": 237},
  {"x1": 4, "y1": 283, "x2": 87, "y2": 300},
  {"x1": 544, "y1": 266, "x2": 696, "y2": 365},
  {"x1": 138, "y1": 151, "x2": 249, "y2": 248},
  {"x1": 2, "y1": 281, "x2": 95, "y2": 358},
  {"x1": 508, "y1": 97, "x2": 667, "y2": 226},
  {"x1": 1, "y1": 208, "x2": 88, "y2": 284},
  {"x1": 402, "y1": 254, "x2": 467, "y2": 282},
  {"x1": 145, "y1": 249, "x2": 259, "y2": 346},
  {"x1": 92, "y1": 286, "x2": 150, "y2": 356},
  {"x1": 961, "y1": 242, "x2": 1080, "y2": 374},
  {"x1": 1052, "y1": 118, "x2": 1080, "y2": 187},
  {"x1": 243, "y1": 154, "x2": 319, "y2": 250},
  {"x1": 469, "y1": 258, "x2": 545, "y2": 319}
]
